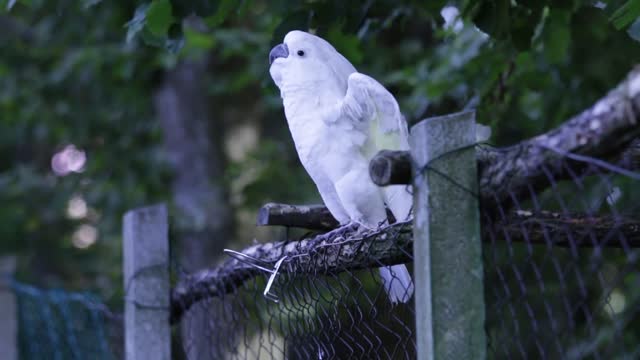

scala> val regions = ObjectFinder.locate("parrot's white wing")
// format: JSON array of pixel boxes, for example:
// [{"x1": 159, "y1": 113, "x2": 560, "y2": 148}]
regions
[
  {"x1": 341, "y1": 72, "x2": 412, "y2": 222},
  {"x1": 342, "y1": 73, "x2": 409, "y2": 152},
  {"x1": 341, "y1": 72, "x2": 414, "y2": 304}
]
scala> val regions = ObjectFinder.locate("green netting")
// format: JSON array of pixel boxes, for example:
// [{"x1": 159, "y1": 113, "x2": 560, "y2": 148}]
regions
[{"x1": 11, "y1": 280, "x2": 122, "y2": 360}]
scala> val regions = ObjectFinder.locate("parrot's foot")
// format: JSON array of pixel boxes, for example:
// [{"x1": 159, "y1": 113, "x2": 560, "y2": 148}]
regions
[
  {"x1": 313, "y1": 222, "x2": 359, "y2": 248},
  {"x1": 351, "y1": 219, "x2": 390, "y2": 235},
  {"x1": 314, "y1": 221, "x2": 390, "y2": 244},
  {"x1": 310, "y1": 222, "x2": 360, "y2": 246},
  {"x1": 322, "y1": 222, "x2": 360, "y2": 238}
]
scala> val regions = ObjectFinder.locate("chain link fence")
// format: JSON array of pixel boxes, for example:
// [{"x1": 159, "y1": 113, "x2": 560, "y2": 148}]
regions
[
  {"x1": 483, "y1": 148, "x2": 640, "y2": 359},
  {"x1": 172, "y1": 221, "x2": 417, "y2": 360},
  {"x1": 170, "y1": 147, "x2": 639, "y2": 360}
]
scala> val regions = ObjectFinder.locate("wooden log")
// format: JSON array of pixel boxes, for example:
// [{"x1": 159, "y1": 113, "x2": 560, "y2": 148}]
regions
[
  {"x1": 256, "y1": 202, "x2": 397, "y2": 230},
  {"x1": 368, "y1": 150, "x2": 412, "y2": 186},
  {"x1": 490, "y1": 210, "x2": 640, "y2": 248},
  {"x1": 170, "y1": 222, "x2": 413, "y2": 323},
  {"x1": 257, "y1": 203, "x2": 339, "y2": 230}
]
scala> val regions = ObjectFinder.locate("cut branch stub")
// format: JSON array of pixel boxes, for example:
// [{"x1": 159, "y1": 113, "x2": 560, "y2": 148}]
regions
[
  {"x1": 369, "y1": 150, "x2": 412, "y2": 186},
  {"x1": 257, "y1": 203, "x2": 339, "y2": 231},
  {"x1": 256, "y1": 202, "x2": 398, "y2": 230}
]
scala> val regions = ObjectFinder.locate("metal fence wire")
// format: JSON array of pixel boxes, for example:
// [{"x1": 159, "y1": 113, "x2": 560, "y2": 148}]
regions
[
  {"x1": 172, "y1": 221, "x2": 416, "y2": 360},
  {"x1": 482, "y1": 147, "x2": 640, "y2": 359},
  {"x1": 170, "y1": 139, "x2": 640, "y2": 360}
]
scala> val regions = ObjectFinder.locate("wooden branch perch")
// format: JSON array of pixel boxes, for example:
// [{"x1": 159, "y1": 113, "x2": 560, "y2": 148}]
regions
[
  {"x1": 370, "y1": 66, "x2": 640, "y2": 207},
  {"x1": 257, "y1": 203, "x2": 339, "y2": 231},
  {"x1": 369, "y1": 150, "x2": 413, "y2": 186},
  {"x1": 257, "y1": 203, "x2": 398, "y2": 230},
  {"x1": 170, "y1": 222, "x2": 412, "y2": 323}
]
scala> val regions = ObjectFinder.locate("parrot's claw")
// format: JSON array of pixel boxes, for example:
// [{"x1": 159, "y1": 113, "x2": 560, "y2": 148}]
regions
[{"x1": 326, "y1": 222, "x2": 360, "y2": 237}]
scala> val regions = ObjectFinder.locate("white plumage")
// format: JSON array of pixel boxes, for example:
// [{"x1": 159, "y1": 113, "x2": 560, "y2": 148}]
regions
[{"x1": 269, "y1": 30, "x2": 414, "y2": 304}]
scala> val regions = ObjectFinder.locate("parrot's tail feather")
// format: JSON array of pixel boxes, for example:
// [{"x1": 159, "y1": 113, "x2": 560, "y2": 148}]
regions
[
  {"x1": 379, "y1": 264, "x2": 414, "y2": 304},
  {"x1": 383, "y1": 185, "x2": 413, "y2": 223}
]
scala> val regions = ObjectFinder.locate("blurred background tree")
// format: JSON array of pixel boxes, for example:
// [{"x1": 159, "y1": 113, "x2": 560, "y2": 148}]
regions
[{"x1": 1, "y1": 0, "x2": 638, "y2": 340}]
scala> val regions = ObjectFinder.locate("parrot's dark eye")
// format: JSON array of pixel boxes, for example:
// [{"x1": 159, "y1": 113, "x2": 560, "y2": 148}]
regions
[{"x1": 297, "y1": 50, "x2": 305, "y2": 57}]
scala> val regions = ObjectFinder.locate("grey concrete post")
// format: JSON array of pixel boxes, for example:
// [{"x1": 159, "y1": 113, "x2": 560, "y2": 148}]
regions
[
  {"x1": 410, "y1": 111, "x2": 486, "y2": 360},
  {"x1": 123, "y1": 204, "x2": 171, "y2": 360},
  {"x1": 0, "y1": 256, "x2": 17, "y2": 360}
]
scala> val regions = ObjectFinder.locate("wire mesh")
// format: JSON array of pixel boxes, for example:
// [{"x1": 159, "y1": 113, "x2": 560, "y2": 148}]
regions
[
  {"x1": 10, "y1": 280, "x2": 123, "y2": 360},
  {"x1": 171, "y1": 141, "x2": 640, "y2": 360},
  {"x1": 482, "y1": 149, "x2": 640, "y2": 359},
  {"x1": 172, "y1": 222, "x2": 416, "y2": 360}
]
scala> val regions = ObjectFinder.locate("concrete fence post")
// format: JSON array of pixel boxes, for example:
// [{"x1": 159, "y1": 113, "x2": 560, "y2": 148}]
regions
[
  {"x1": 0, "y1": 255, "x2": 17, "y2": 360},
  {"x1": 123, "y1": 204, "x2": 171, "y2": 360},
  {"x1": 410, "y1": 111, "x2": 486, "y2": 360}
]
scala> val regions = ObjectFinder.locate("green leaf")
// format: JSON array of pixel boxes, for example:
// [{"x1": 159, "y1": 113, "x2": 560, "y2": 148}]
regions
[
  {"x1": 510, "y1": 4, "x2": 544, "y2": 51},
  {"x1": 146, "y1": 0, "x2": 173, "y2": 36},
  {"x1": 540, "y1": 9, "x2": 571, "y2": 64},
  {"x1": 610, "y1": 0, "x2": 640, "y2": 30},
  {"x1": 471, "y1": 0, "x2": 511, "y2": 40},
  {"x1": 184, "y1": 26, "x2": 216, "y2": 51},
  {"x1": 628, "y1": 17, "x2": 640, "y2": 42}
]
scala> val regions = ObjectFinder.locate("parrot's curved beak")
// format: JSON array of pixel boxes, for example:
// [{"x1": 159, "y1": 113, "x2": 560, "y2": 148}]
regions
[{"x1": 269, "y1": 43, "x2": 289, "y2": 64}]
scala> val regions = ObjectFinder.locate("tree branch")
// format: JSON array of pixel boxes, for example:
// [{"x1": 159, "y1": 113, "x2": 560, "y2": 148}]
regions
[
  {"x1": 489, "y1": 210, "x2": 640, "y2": 248},
  {"x1": 256, "y1": 203, "x2": 398, "y2": 230},
  {"x1": 170, "y1": 222, "x2": 412, "y2": 323},
  {"x1": 368, "y1": 150, "x2": 413, "y2": 186},
  {"x1": 257, "y1": 203, "x2": 339, "y2": 231},
  {"x1": 370, "y1": 66, "x2": 640, "y2": 207}
]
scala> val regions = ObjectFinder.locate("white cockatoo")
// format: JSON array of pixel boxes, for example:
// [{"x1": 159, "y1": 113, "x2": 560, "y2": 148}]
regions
[{"x1": 269, "y1": 30, "x2": 414, "y2": 304}]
